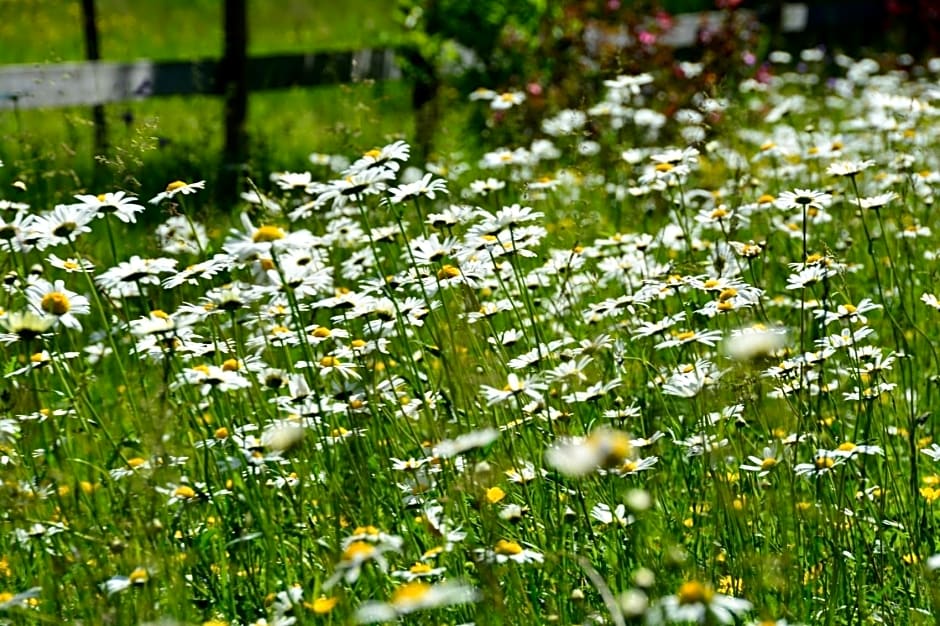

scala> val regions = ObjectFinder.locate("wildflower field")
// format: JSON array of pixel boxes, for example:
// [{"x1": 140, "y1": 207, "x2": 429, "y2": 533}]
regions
[{"x1": 5, "y1": 39, "x2": 940, "y2": 625}]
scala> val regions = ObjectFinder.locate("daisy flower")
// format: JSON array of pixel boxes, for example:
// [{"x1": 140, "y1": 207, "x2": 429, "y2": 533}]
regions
[
  {"x1": 148, "y1": 179, "x2": 206, "y2": 204},
  {"x1": 650, "y1": 580, "x2": 752, "y2": 625},
  {"x1": 345, "y1": 140, "x2": 411, "y2": 174},
  {"x1": 25, "y1": 278, "x2": 91, "y2": 330},
  {"x1": 490, "y1": 91, "x2": 525, "y2": 110},
  {"x1": 852, "y1": 192, "x2": 897, "y2": 210},
  {"x1": 776, "y1": 188, "x2": 831, "y2": 211},
  {"x1": 73, "y1": 191, "x2": 145, "y2": 223},
  {"x1": 0, "y1": 310, "x2": 56, "y2": 343},
  {"x1": 476, "y1": 539, "x2": 543, "y2": 564},
  {"x1": 826, "y1": 159, "x2": 875, "y2": 177},
  {"x1": 386, "y1": 173, "x2": 448, "y2": 204},
  {"x1": 355, "y1": 581, "x2": 478, "y2": 623},
  {"x1": 30, "y1": 203, "x2": 95, "y2": 248}
]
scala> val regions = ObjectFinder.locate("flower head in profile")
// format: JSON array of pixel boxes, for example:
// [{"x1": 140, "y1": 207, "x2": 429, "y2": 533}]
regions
[
  {"x1": 490, "y1": 91, "x2": 526, "y2": 110},
  {"x1": 475, "y1": 539, "x2": 544, "y2": 564},
  {"x1": 650, "y1": 579, "x2": 752, "y2": 624},
  {"x1": 776, "y1": 188, "x2": 831, "y2": 211},
  {"x1": 355, "y1": 580, "x2": 479, "y2": 623},
  {"x1": 826, "y1": 159, "x2": 875, "y2": 177},
  {"x1": 386, "y1": 173, "x2": 448, "y2": 205},
  {"x1": 73, "y1": 191, "x2": 145, "y2": 223},
  {"x1": 325, "y1": 528, "x2": 403, "y2": 588},
  {"x1": 149, "y1": 179, "x2": 206, "y2": 204},
  {"x1": 545, "y1": 428, "x2": 633, "y2": 477},
  {"x1": 723, "y1": 325, "x2": 789, "y2": 362},
  {"x1": 0, "y1": 310, "x2": 56, "y2": 344}
]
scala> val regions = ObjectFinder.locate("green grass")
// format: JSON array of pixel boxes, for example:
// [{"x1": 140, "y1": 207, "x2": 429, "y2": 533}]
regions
[
  {"x1": 0, "y1": 0, "x2": 413, "y2": 211},
  {"x1": 0, "y1": 0, "x2": 404, "y2": 64}
]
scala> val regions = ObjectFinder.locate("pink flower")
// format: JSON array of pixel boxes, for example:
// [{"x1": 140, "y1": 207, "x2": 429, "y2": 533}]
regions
[{"x1": 638, "y1": 30, "x2": 657, "y2": 46}]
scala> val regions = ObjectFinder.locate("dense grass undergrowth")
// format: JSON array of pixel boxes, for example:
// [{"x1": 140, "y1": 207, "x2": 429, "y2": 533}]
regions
[{"x1": 3, "y1": 47, "x2": 940, "y2": 626}]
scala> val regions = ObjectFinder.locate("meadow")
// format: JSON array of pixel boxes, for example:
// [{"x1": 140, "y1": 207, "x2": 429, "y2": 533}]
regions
[{"x1": 4, "y1": 4, "x2": 940, "y2": 625}]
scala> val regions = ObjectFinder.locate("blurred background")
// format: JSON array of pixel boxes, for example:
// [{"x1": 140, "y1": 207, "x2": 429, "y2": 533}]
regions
[{"x1": 0, "y1": 0, "x2": 937, "y2": 210}]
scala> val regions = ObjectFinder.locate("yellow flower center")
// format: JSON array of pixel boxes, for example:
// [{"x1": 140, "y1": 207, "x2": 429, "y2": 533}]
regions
[
  {"x1": 655, "y1": 162, "x2": 675, "y2": 172},
  {"x1": 494, "y1": 539, "x2": 523, "y2": 555},
  {"x1": 129, "y1": 567, "x2": 149, "y2": 584},
  {"x1": 364, "y1": 148, "x2": 382, "y2": 159},
  {"x1": 310, "y1": 596, "x2": 338, "y2": 614},
  {"x1": 757, "y1": 193, "x2": 776, "y2": 204},
  {"x1": 253, "y1": 225, "x2": 285, "y2": 243},
  {"x1": 342, "y1": 541, "x2": 375, "y2": 561},
  {"x1": 409, "y1": 562, "x2": 433, "y2": 574},
  {"x1": 392, "y1": 581, "x2": 431, "y2": 606},
  {"x1": 815, "y1": 456, "x2": 835, "y2": 469},
  {"x1": 837, "y1": 442, "x2": 857, "y2": 452},
  {"x1": 437, "y1": 264, "x2": 461, "y2": 280},
  {"x1": 221, "y1": 358, "x2": 239, "y2": 371},
  {"x1": 761, "y1": 457, "x2": 777, "y2": 470},
  {"x1": 312, "y1": 326, "x2": 331, "y2": 338},
  {"x1": 677, "y1": 580, "x2": 713, "y2": 605},
  {"x1": 174, "y1": 485, "x2": 197, "y2": 499},
  {"x1": 166, "y1": 181, "x2": 188, "y2": 192},
  {"x1": 320, "y1": 355, "x2": 340, "y2": 368}
]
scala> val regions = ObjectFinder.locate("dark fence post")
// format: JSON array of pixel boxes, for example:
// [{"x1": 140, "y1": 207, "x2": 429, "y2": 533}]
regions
[
  {"x1": 80, "y1": 0, "x2": 108, "y2": 185},
  {"x1": 220, "y1": 0, "x2": 248, "y2": 205}
]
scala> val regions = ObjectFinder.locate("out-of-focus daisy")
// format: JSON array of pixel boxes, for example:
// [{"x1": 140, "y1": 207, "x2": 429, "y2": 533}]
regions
[
  {"x1": 100, "y1": 567, "x2": 150, "y2": 596},
  {"x1": 591, "y1": 503, "x2": 634, "y2": 527},
  {"x1": 325, "y1": 529, "x2": 402, "y2": 588},
  {"x1": 649, "y1": 580, "x2": 752, "y2": 624},
  {"x1": 545, "y1": 428, "x2": 632, "y2": 477},
  {"x1": 476, "y1": 539, "x2": 543, "y2": 564},
  {"x1": 826, "y1": 159, "x2": 875, "y2": 177},
  {"x1": 433, "y1": 427, "x2": 499, "y2": 459},
  {"x1": 355, "y1": 580, "x2": 478, "y2": 623},
  {"x1": 723, "y1": 326, "x2": 789, "y2": 362},
  {"x1": 490, "y1": 91, "x2": 525, "y2": 110},
  {"x1": 794, "y1": 452, "x2": 843, "y2": 477},
  {"x1": 0, "y1": 310, "x2": 56, "y2": 343},
  {"x1": 155, "y1": 214, "x2": 209, "y2": 255},
  {"x1": 851, "y1": 192, "x2": 897, "y2": 210},
  {"x1": 480, "y1": 373, "x2": 546, "y2": 406},
  {"x1": 740, "y1": 447, "x2": 781, "y2": 477}
]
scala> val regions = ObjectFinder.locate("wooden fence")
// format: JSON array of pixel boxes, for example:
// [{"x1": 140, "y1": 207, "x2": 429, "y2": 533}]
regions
[{"x1": 0, "y1": 2, "x2": 821, "y2": 193}]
